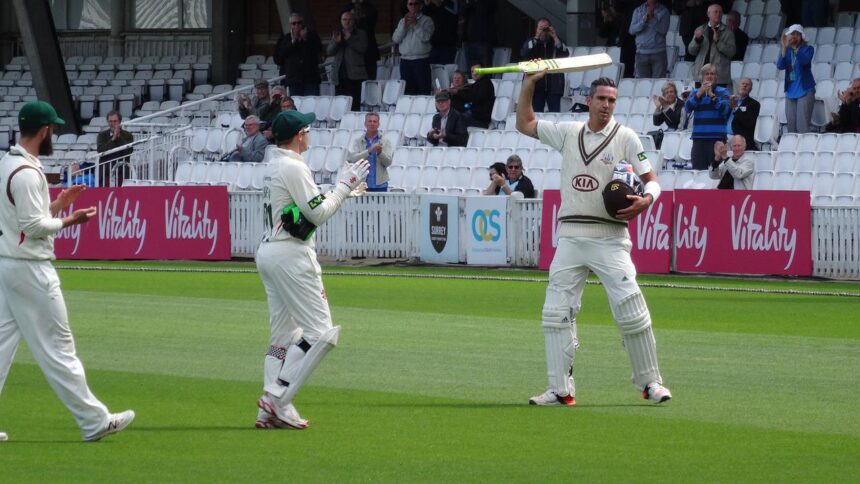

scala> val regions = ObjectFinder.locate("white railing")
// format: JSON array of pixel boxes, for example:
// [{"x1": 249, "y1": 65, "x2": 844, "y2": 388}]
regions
[
  {"x1": 812, "y1": 207, "x2": 860, "y2": 280},
  {"x1": 61, "y1": 126, "x2": 191, "y2": 187},
  {"x1": 226, "y1": 192, "x2": 860, "y2": 280}
]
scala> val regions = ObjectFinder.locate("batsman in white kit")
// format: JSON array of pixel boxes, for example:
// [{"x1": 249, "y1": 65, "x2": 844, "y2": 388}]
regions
[
  {"x1": 0, "y1": 101, "x2": 134, "y2": 442},
  {"x1": 516, "y1": 73, "x2": 672, "y2": 406},
  {"x1": 254, "y1": 110, "x2": 369, "y2": 429}
]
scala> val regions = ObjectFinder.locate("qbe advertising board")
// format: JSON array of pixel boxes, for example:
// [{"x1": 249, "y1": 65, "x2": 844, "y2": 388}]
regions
[
  {"x1": 465, "y1": 196, "x2": 507, "y2": 265},
  {"x1": 418, "y1": 195, "x2": 459, "y2": 263}
]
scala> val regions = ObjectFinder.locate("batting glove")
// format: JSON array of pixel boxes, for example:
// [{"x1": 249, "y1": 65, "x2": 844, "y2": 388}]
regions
[{"x1": 338, "y1": 160, "x2": 369, "y2": 191}]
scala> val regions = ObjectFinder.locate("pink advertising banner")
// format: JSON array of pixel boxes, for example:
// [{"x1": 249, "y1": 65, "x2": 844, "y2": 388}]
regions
[
  {"x1": 673, "y1": 190, "x2": 811, "y2": 276},
  {"x1": 538, "y1": 190, "x2": 673, "y2": 273},
  {"x1": 50, "y1": 186, "x2": 231, "y2": 260}
]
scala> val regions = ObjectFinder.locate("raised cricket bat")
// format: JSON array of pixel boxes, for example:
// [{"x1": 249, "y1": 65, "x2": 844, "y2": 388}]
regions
[{"x1": 473, "y1": 53, "x2": 612, "y2": 76}]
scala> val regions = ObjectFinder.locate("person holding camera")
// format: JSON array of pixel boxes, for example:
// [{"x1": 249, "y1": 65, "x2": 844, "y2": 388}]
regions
[
  {"x1": 628, "y1": 0, "x2": 670, "y2": 78},
  {"x1": 426, "y1": 90, "x2": 468, "y2": 147},
  {"x1": 95, "y1": 110, "x2": 134, "y2": 187},
  {"x1": 273, "y1": 13, "x2": 322, "y2": 96},
  {"x1": 520, "y1": 18, "x2": 567, "y2": 113}
]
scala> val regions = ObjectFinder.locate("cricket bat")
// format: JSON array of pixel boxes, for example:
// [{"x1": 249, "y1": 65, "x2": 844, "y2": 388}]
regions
[{"x1": 473, "y1": 53, "x2": 612, "y2": 76}]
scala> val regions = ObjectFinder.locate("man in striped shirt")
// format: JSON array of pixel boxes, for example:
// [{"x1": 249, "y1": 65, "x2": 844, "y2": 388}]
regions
[{"x1": 685, "y1": 63, "x2": 730, "y2": 170}]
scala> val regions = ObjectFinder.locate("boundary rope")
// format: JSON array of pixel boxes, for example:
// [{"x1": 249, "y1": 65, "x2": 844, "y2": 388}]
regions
[{"x1": 54, "y1": 264, "x2": 860, "y2": 298}]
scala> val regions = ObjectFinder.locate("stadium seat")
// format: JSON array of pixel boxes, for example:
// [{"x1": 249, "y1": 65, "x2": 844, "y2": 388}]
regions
[
  {"x1": 360, "y1": 80, "x2": 383, "y2": 111},
  {"x1": 834, "y1": 152, "x2": 856, "y2": 173},
  {"x1": 753, "y1": 170, "x2": 773, "y2": 190},
  {"x1": 382, "y1": 80, "x2": 405, "y2": 111}
]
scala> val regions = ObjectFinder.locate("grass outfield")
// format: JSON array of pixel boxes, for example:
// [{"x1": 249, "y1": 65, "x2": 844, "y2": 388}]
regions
[{"x1": 0, "y1": 262, "x2": 857, "y2": 482}]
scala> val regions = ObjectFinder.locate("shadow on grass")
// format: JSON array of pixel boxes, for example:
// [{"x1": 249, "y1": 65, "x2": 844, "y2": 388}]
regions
[{"x1": 341, "y1": 402, "x2": 652, "y2": 409}]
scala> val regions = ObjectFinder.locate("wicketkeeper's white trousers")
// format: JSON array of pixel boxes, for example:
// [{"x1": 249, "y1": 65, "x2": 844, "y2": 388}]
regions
[
  {"x1": 0, "y1": 258, "x2": 110, "y2": 437},
  {"x1": 256, "y1": 240, "x2": 333, "y2": 346}
]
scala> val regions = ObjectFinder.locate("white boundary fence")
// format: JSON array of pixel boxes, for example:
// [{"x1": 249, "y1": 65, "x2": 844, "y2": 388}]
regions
[{"x1": 227, "y1": 192, "x2": 860, "y2": 280}]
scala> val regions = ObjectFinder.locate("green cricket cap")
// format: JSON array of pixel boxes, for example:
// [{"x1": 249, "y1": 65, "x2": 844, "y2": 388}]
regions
[
  {"x1": 19, "y1": 100, "x2": 65, "y2": 130},
  {"x1": 271, "y1": 110, "x2": 315, "y2": 142}
]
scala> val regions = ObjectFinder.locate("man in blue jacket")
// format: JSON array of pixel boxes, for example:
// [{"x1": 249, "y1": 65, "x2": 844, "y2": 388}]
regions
[{"x1": 685, "y1": 63, "x2": 730, "y2": 170}]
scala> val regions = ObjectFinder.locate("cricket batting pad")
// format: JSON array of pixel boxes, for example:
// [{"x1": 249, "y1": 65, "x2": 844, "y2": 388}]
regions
[
  {"x1": 614, "y1": 292, "x2": 662, "y2": 389},
  {"x1": 542, "y1": 306, "x2": 577, "y2": 397},
  {"x1": 272, "y1": 325, "x2": 341, "y2": 402}
]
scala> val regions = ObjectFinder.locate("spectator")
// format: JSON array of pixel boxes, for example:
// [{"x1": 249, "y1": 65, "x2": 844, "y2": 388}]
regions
[
  {"x1": 685, "y1": 63, "x2": 730, "y2": 170},
  {"x1": 482, "y1": 162, "x2": 507, "y2": 195},
  {"x1": 392, "y1": 0, "x2": 434, "y2": 95},
  {"x1": 426, "y1": 90, "x2": 468, "y2": 147},
  {"x1": 346, "y1": 112, "x2": 393, "y2": 192},
  {"x1": 675, "y1": 0, "x2": 708, "y2": 61},
  {"x1": 520, "y1": 18, "x2": 567, "y2": 113},
  {"x1": 597, "y1": 1, "x2": 621, "y2": 47},
  {"x1": 273, "y1": 13, "x2": 322, "y2": 96},
  {"x1": 777, "y1": 24, "x2": 815, "y2": 134},
  {"x1": 424, "y1": 0, "x2": 459, "y2": 64},
  {"x1": 460, "y1": 0, "x2": 497, "y2": 70},
  {"x1": 826, "y1": 78, "x2": 860, "y2": 133},
  {"x1": 344, "y1": 0, "x2": 380, "y2": 80},
  {"x1": 259, "y1": 85, "x2": 286, "y2": 127},
  {"x1": 446, "y1": 69, "x2": 468, "y2": 111},
  {"x1": 230, "y1": 115, "x2": 269, "y2": 162},
  {"x1": 727, "y1": 10, "x2": 747, "y2": 62},
  {"x1": 96, "y1": 110, "x2": 134, "y2": 187},
  {"x1": 450, "y1": 64, "x2": 495, "y2": 128},
  {"x1": 628, "y1": 0, "x2": 670, "y2": 78},
  {"x1": 238, "y1": 80, "x2": 271, "y2": 119},
  {"x1": 281, "y1": 95, "x2": 297, "y2": 111},
  {"x1": 327, "y1": 10, "x2": 369, "y2": 111},
  {"x1": 652, "y1": 81, "x2": 685, "y2": 131},
  {"x1": 709, "y1": 135, "x2": 754, "y2": 189},
  {"x1": 688, "y1": 4, "x2": 734, "y2": 89},
  {"x1": 728, "y1": 77, "x2": 760, "y2": 150},
  {"x1": 503, "y1": 154, "x2": 536, "y2": 198}
]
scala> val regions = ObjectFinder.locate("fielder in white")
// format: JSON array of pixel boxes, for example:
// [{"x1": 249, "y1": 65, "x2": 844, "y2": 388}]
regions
[
  {"x1": 254, "y1": 110, "x2": 369, "y2": 429},
  {"x1": 0, "y1": 101, "x2": 134, "y2": 441},
  {"x1": 516, "y1": 74, "x2": 672, "y2": 406}
]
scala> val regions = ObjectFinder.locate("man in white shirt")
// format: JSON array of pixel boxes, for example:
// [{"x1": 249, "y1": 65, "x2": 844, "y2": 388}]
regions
[
  {"x1": 710, "y1": 135, "x2": 755, "y2": 190},
  {"x1": 392, "y1": 0, "x2": 434, "y2": 94},
  {"x1": 516, "y1": 74, "x2": 672, "y2": 407},
  {"x1": 0, "y1": 101, "x2": 134, "y2": 442}
]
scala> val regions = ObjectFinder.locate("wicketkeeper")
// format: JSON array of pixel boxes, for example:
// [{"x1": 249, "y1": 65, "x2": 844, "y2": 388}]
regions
[{"x1": 254, "y1": 110, "x2": 368, "y2": 429}]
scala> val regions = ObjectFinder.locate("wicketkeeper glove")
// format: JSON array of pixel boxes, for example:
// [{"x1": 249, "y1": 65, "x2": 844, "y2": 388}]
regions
[
  {"x1": 349, "y1": 181, "x2": 368, "y2": 198},
  {"x1": 338, "y1": 159, "x2": 369, "y2": 191}
]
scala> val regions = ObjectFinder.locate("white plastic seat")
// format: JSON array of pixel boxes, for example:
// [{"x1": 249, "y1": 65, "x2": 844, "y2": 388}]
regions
[
  {"x1": 425, "y1": 147, "x2": 445, "y2": 166},
  {"x1": 753, "y1": 170, "x2": 773, "y2": 190}
]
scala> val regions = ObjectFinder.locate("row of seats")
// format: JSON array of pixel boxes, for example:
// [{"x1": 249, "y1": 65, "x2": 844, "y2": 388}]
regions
[
  {"x1": 170, "y1": 160, "x2": 266, "y2": 191},
  {"x1": 752, "y1": 171, "x2": 860, "y2": 205},
  {"x1": 777, "y1": 133, "x2": 860, "y2": 153},
  {"x1": 6, "y1": 54, "x2": 211, "y2": 69}
]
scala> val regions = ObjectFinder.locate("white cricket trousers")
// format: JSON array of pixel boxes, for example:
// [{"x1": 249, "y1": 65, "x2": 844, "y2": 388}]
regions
[
  {"x1": 0, "y1": 258, "x2": 110, "y2": 437},
  {"x1": 255, "y1": 241, "x2": 333, "y2": 346},
  {"x1": 546, "y1": 236, "x2": 641, "y2": 308}
]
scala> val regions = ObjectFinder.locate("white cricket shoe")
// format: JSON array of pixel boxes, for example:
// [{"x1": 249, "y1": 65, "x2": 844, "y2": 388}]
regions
[
  {"x1": 528, "y1": 389, "x2": 576, "y2": 406},
  {"x1": 84, "y1": 410, "x2": 135, "y2": 442},
  {"x1": 257, "y1": 395, "x2": 309, "y2": 430},
  {"x1": 642, "y1": 383, "x2": 672, "y2": 404},
  {"x1": 255, "y1": 402, "x2": 308, "y2": 429},
  {"x1": 0, "y1": 431, "x2": 7, "y2": 442}
]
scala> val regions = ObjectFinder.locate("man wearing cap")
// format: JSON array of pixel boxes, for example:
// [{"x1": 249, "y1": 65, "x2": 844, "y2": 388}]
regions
[
  {"x1": 237, "y1": 80, "x2": 272, "y2": 119},
  {"x1": 0, "y1": 101, "x2": 134, "y2": 442},
  {"x1": 254, "y1": 110, "x2": 369, "y2": 430},
  {"x1": 426, "y1": 90, "x2": 468, "y2": 147}
]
